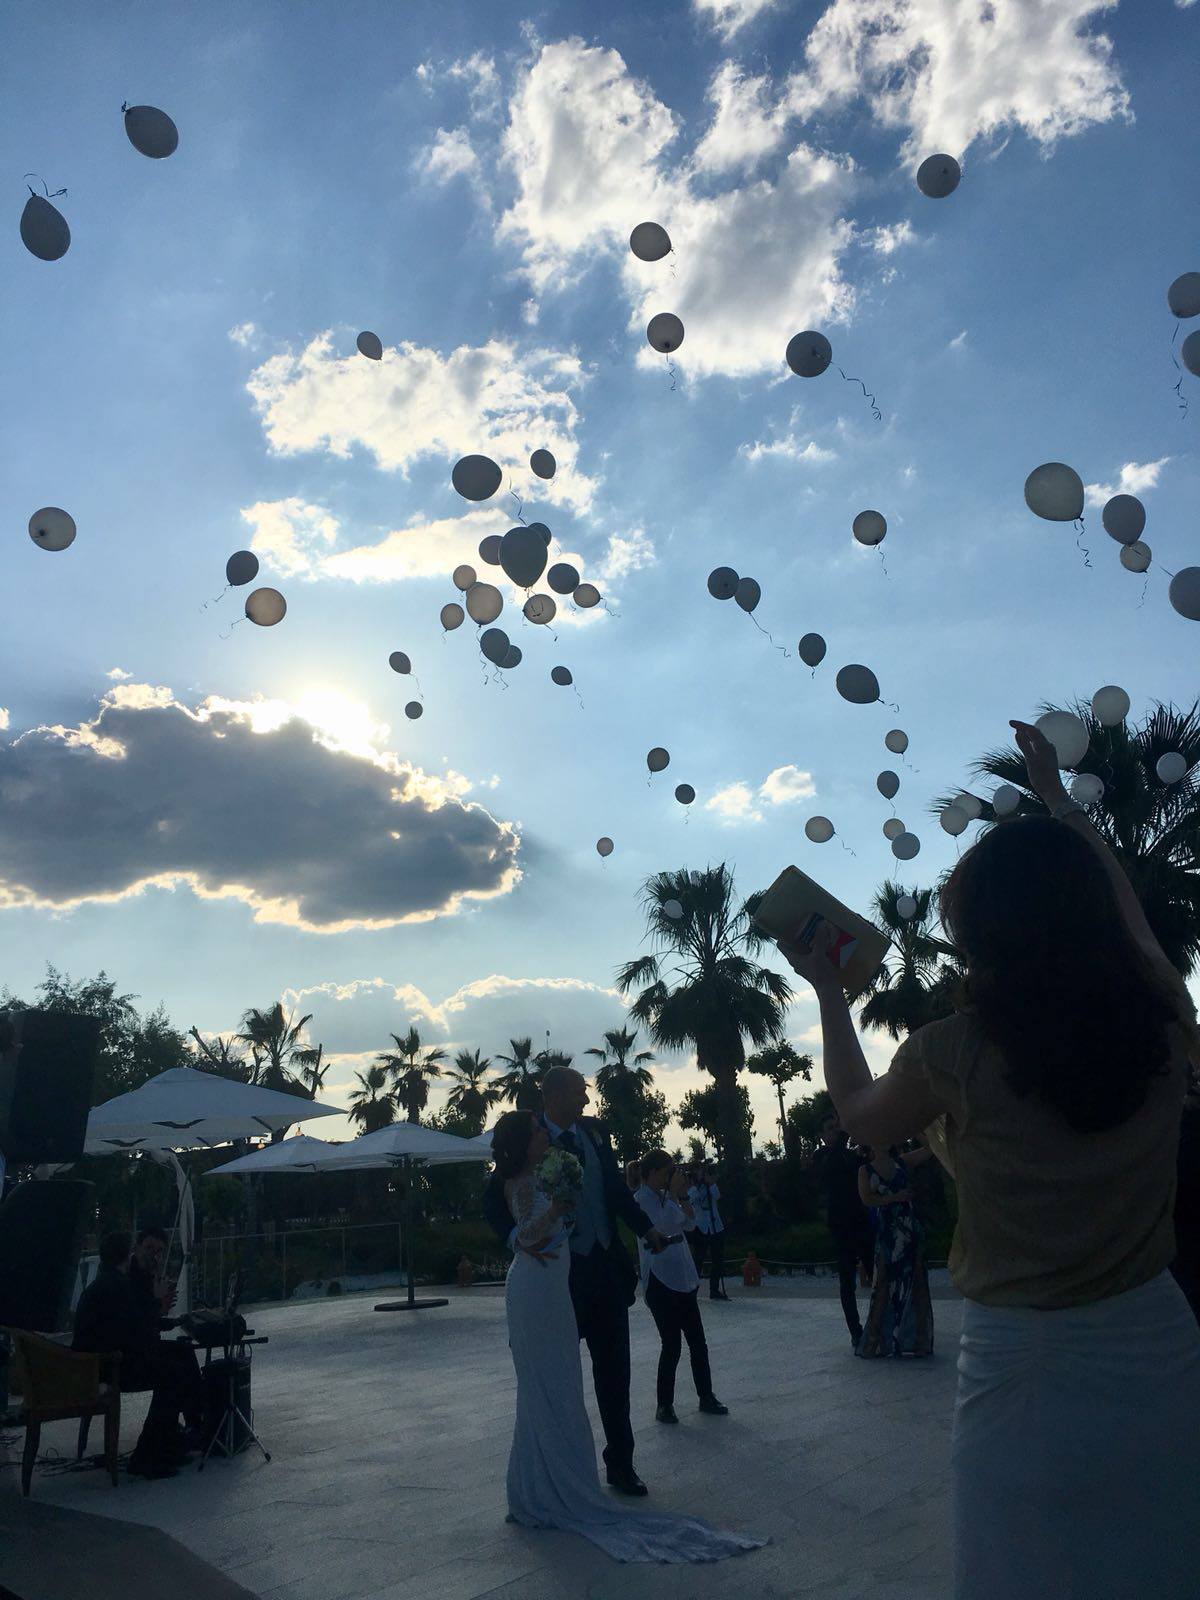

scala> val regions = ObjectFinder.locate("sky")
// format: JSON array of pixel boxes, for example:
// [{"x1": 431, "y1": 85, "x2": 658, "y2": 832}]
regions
[{"x1": 2, "y1": 0, "x2": 1198, "y2": 1148}]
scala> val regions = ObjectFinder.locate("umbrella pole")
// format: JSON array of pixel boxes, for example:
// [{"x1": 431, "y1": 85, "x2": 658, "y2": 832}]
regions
[{"x1": 375, "y1": 1156, "x2": 448, "y2": 1312}]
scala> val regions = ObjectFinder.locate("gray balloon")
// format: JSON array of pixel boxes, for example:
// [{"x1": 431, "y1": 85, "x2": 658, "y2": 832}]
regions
[
  {"x1": 647, "y1": 747, "x2": 670, "y2": 773},
  {"x1": 405, "y1": 701, "x2": 423, "y2": 720},
  {"x1": 480, "y1": 627, "x2": 510, "y2": 665},
  {"x1": 123, "y1": 103, "x2": 178, "y2": 159},
  {"x1": 647, "y1": 313, "x2": 684, "y2": 353},
  {"x1": 573, "y1": 583, "x2": 600, "y2": 609},
  {"x1": 1024, "y1": 462, "x2": 1084, "y2": 522},
  {"x1": 1183, "y1": 330, "x2": 1200, "y2": 378},
  {"x1": 551, "y1": 665, "x2": 573, "y2": 686},
  {"x1": 708, "y1": 567, "x2": 739, "y2": 600},
  {"x1": 440, "y1": 603, "x2": 464, "y2": 631},
  {"x1": 916, "y1": 154, "x2": 960, "y2": 198},
  {"x1": 876, "y1": 770, "x2": 900, "y2": 800},
  {"x1": 675, "y1": 784, "x2": 695, "y2": 805},
  {"x1": 356, "y1": 331, "x2": 383, "y2": 361},
  {"x1": 883, "y1": 817, "x2": 905, "y2": 841},
  {"x1": 27, "y1": 506, "x2": 76, "y2": 551},
  {"x1": 500, "y1": 525, "x2": 548, "y2": 588},
  {"x1": 630, "y1": 221, "x2": 671, "y2": 261},
  {"x1": 388, "y1": 651, "x2": 411, "y2": 674},
  {"x1": 735, "y1": 577, "x2": 761, "y2": 613},
  {"x1": 798, "y1": 632, "x2": 826, "y2": 667},
  {"x1": 548, "y1": 562, "x2": 580, "y2": 594},
  {"x1": 785, "y1": 331, "x2": 831, "y2": 377},
  {"x1": 836, "y1": 664, "x2": 880, "y2": 705},
  {"x1": 530, "y1": 449, "x2": 556, "y2": 480},
  {"x1": 20, "y1": 193, "x2": 70, "y2": 261},
  {"x1": 523, "y1": 593, "x2": 556, "y2": 625},
  {"x1": 1101, "y1": 495, "x2": 1145, "y2": 545},
  {"x1": 478, "y1": 535, "x2": 502, "y2": 566},
  {"x1": 1168, "y1": 273, "x2": 1200, "y2": 319},
  {"x1": 1168, "y1": 567, "x2": 1200, "y2": 621},
  {"x1": 885, "y1": 729, "x2": 908, "y2": 754},
  {"x1": 1120, "y1": 541, "x2": 1151, "y2": 573},
  {"x1": 527, "y1": 521, "x2": 553, "y2": 547},
  {"x1": 451, "y1": 454, "x2": 502, "y2": 502},
  {"x1": 226, "y1": 550, "x2": 259, "y2": 586},
  {"x1": 853, "y1": 510, "x2": 887, "y2": 547},
  {"x1": 891, "y1": 831, "x2": 920, "y2": 861},
  {"x1": 465, "y1": 582, "x2": 503, "y2": 624},
  {"x1": 502, "y1": 644, "x2": 523, "y2": 669},
  {"x1": 453, "y1": 564, "x2": 477, "y2": 591},
  {"x1": 245, "y1": 587, "x2": 286, "y2": 626}
]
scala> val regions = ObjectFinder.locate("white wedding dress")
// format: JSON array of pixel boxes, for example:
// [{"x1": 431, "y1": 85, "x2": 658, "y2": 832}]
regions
[{"x1": 503, "y1": 1176, "x2": 766, "y2": 1564}]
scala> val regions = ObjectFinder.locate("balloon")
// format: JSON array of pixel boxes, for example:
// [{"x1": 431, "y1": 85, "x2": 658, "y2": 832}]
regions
[
  {"x1": 663, "y1": 898, "x2": 684, "y2": 920},
  {"x1": 453, "y1": 564, "x2": 477, "y2": 591},
  {"x1": 852, "y1": 510, "x2": 887, "y2": 547},
  {"x1": 480, "y1": 627, "x2": 510, "y2": 665},
  {"x1": 1157, "y1": 752, "x2": 1188, "y2": 785},
  {"x1": 1091, "y1": 685, "x2": 1129, "y2": 726},
  {"x1": 548, "y1": 562, "x2": 580, "y2": 594},
  {"x1": 1070, "y1": 772, "x2": 1105, "y2": 805},
  {"x1": 440, "y1": 603, "x2": 464, "y2": 631},
  {"x1": 478, "y1": 535, "x2": 502, "y2": 566},
  {"x1": 20, "y1": 193, "x2": 70, "y2": 261},
  {"x1": 707, "y1": 567, "x2": 739, "y2": 601},
  {"x1": 451, "y1": 455, "x2": 502, "y2": 502},
  {"x1": 1168, "y1": 567, "x2": 1200, "y2": 621},
  {"x1": 955, "y1": 793, "x2": 983, "y2": 821},
  {"x1": 896, "y1": 895, "x2": 918, "y2": 920},
  {"x1": 405, "y1": 701, "x2": 423, "y2": 720},
  {"x1": 1120, "y1": 541, "x2": 1151, "y2": 574},
  {"x1": 465, "y1": 582, "x2": 503, "y2": 624},
  {"x1": 502, "y1": 644, "x2": 523, "y2": 669},
  {"x1": 805, "y1": 816, "x2": 834, "y2": 844},
  {"x1": 674, "y1": 784, "x2": 695, "y2": 805},
  {"x1": 500, "y1": 525, "x2": 548, "y2": 589},
  {"x1": 836, "y1": 664, "x2": 880, "y2": 705},
  {"x1": 916, "y1": 154, "x2": 961, "y2": 198},
  {"x1": 891, "y1": 832, "x2": 920, "y2": 861},
  {"x1": 798, "y1": 632, "x2": 826, "y2": 668},
  {"x1": 1024, "y1": 463, "x2": 1084, "y2": 522},
  {"x1": 245, "y1": 587, "x2": 286, "y2": 626},
  {"x1": 528, "y1": 521, "x2": 553, "y2": 547},
  {"x1": 596, "y1": 837, "x2": 614, "y2": 858},
  {"x1": 27, "y1": 506, "x2": 76, "y2": 551},
  {"x1": 630, "y1": 222, "x2": 671, "y2": 261},
  {"x1": 530, "y1": 449, "x2": 556, "y2": 480},
  {"x1": 1035, "y1": 711, "x2": 1090, "y2": 769},
  {"x1": 646, "y1": 313, "x2": 684, "y2": 354},
  {"x1": 734, "y1": 577, "x2": 761, "y2": 613},
  {"x1": 573, "y1": 583, "x2": 601, "y2": 609},
  {"x1": 885, "y1": 729, "x2": 908, "y2": 755},
  {"x1": 225, "y1": 550, "x2": 259, "y2": 586},
  {"x1": 1101, "y1": 495, "x2": 1145, "y2": 545},
  {"x1": 647, "y1": 748, "x2": 670, "y2": 774},
  {"x1": 883, "y1": 817, "x2": 905, "y2": 841},
  {"x1": 1168, "y1": 273, "x2": 1200, "y2": 319},
  {"x1": 551, "y1": 665, "x2": 573, "y2": 687},
  {"x1": 877, "y1": 770, "x2": 900, "y2": 800},
  {"x1": 940, "y1": 805, "x2": 968, "y2": 837},
  {"x1": 992, "y1": 784, "x2": 1021, "y2": 817},
  {"x1": 388, "y1": 651, "x2": 412, "y2": 674},
  {"x1": 356, "y1": 332, "x2": 383, "y2": 361},
  {"x1": 123, "y1": 103, "x2": 178, "y2": 159},
  {"x1": 785, "y1": 332, "x2": 831, "y2": 378},
  {"x1": 523, "y1": 593, "x2": 556, "y2": 625},
  {"x1": 1183, "y1": 330, "x2": 1200, "y2": 378}
]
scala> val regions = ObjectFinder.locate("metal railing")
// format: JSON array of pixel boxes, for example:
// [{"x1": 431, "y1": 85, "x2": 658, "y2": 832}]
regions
[{"x1": 196, "y1": 1220, "x2": 406, "y2": 1306}]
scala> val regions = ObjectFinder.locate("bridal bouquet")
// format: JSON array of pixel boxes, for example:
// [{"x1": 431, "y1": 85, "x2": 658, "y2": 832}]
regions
[{"x1": 535, "y1": 1148, "x2": 583, "y2": 1207}]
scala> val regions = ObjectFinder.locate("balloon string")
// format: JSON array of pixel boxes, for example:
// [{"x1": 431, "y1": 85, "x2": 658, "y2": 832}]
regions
[
  {"x1": 1073, "y1": 517, "x2": 1092, "y2": 569},
  {"x1": 24, "y1": 173, "x2": 67, "y2": 198},
  {"x1": 838, "y1": 836, "x2": 858, "y2": 858},
  {"x1": 837, "y1": 367, "x2": 882, "y2": 422},
  {"x1": 412, "y1": 673, "x2": 424, "y2": 696},
  {"x1": 666, "y1": 353, "x2": 677, "y2": 393},
  {"x1": 508, "y1": 482, "x2": 527, "y2": 525},
  {"x1": 218, "y1": 618, "x2": 244, "y2": 640},
  {"x1": 1157, "y1": 563, "x2": 1177, "y2": 579},
  {"x1": 601, "y1": 601, "x2": 620, "y2": 620},
  {"x1": 200, "y1": 584, "x2": 230, "y2": 612},
  {"x1": 1170, "y1": 323, "x2": 1190, "y2": 419},
  {"x1": 749, "y1": 614, "x2": 790, "y2": 656},
  {"x1": 881, "y1": 699, "x2": 901, "y2": 713},
  {"x1": 669, "y1": 247, "x2": 677, "y2": 283},
  {"x1": 573, "y1": 687, "x2": 585, "y2": 712},
  {"x1": 878, "y1": 546, "x2": 890, "y2": 580}
]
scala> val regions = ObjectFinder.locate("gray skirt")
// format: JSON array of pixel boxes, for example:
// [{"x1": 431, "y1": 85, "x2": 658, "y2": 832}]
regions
[{"x1": 952, "y1": 1269, "x2": 1200, "y2": 1599}]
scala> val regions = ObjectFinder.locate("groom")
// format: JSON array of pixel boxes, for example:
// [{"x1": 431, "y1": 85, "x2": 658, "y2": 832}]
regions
[{"x1": 483, "y1": 1064, "x2": 667, "y2": 1496}]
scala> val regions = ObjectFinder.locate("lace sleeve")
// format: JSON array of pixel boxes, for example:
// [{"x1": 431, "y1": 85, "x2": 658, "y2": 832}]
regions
[{"x1": 504, "y1": 1176, "x2": 551, "y2": 1247}]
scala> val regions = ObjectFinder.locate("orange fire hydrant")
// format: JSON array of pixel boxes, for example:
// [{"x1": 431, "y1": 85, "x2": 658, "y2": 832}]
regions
[{"x1": 742, "y1": 1250, "x2": 763, "y2": 1288}]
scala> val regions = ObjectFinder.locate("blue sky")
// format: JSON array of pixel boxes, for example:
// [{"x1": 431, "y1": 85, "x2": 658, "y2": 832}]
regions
[{"x1": 2, "y1": 0, "x2": 1197, "y2": 1144}]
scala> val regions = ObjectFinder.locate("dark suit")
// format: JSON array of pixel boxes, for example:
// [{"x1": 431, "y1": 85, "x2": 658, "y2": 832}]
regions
[{"x1": 484, "y1": 1114, "x2": 652, "y2": 1476}]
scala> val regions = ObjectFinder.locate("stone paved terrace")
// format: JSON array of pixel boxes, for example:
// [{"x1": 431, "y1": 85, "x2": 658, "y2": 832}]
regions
[{"x1": 2, "y1": 1274, "x2": 963, "y2": 1600}]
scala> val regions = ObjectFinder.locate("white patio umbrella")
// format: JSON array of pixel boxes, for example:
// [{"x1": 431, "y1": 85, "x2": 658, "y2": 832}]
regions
[{"x1": 205, "y1": 1134, "x2": 336, "y2": 1175}]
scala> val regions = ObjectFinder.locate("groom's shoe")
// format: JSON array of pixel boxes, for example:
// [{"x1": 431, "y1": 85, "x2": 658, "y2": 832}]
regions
[
  {"x1": 655, "y1": 1404, "x2": 679, "y2": 1424},
  {"x1": 698, "y1": 1395, "x2": 729, "y2": 1415},
  {"x1": 606, "y1": 1467, "x2": 649, "y2": 1497}
]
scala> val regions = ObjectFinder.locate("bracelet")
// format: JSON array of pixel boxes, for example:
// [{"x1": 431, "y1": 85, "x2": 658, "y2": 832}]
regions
[{"x1": 1051, "y1": 799, "x2": 1085, "y2": 822}]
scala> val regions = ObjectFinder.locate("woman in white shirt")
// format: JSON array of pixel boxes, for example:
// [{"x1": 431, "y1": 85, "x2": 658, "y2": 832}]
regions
[{"x1": 635, "y1": 1151, "x2": 730, "y2": 1424}]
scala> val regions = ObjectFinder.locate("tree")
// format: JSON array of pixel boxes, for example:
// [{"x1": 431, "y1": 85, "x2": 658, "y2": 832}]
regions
[
  {"x1": 376, "y1": 1026, "x2": 446, "y2": 1124},
  {"x1": 584, "y1": 1027, "x2": 661, "y2": 1161},
  {"x1": 858, "y1": 884, "x2": 961, "y2": 1040},
  {"x1": 677, "y1": 1082, "x2": 755, "y2": 1164},
  {"x1": 495, "y1": 1037, "x2": 542, "y2": 1110},
  {"x1": 617, "y1": 865, "x2": 790, "y2": 1209},
  {"x1": 783, "y1": 1090, "x2": 836, "y2": 1163},
  {"x1": 347, "y1": 1064, "x2": 397, "y2": 1133},
  {"x1": 235, "y1": 1003, "x2": 314, "y2": 1095},
  {"x1": 188, "y1": 1027, "x2": 253, "y2": 1083},
  {"x1": 444, "y1": 1050, "x2": 502, "y2": 1135},
  {"x1": 746, "y1": 1042, "x2": 814, "y2": 1144},
  {"x1": 293, "y1": 1043, "x2": 331, "y2": 1100}
]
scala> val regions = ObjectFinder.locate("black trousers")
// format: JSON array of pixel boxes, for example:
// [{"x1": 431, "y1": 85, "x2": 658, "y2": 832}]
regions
[
  {"x1": 121, "y1": 1340, "x2": 205, "y2": 1457},
  {"x1": 644, "y1": 1274, "x2": 714, "y2": 1407},
  {"x1": 831, "y1": 1220, "x2": 875, "y2": 1340},
  {"x1": 688, "y1": 1228, "x2": 726, "y2": 1295},
  {"x1": 568, "y1": 1245, "x2": 635, "y2": 1474}
]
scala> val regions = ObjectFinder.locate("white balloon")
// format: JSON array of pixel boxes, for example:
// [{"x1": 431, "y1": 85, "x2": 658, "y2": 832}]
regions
[
  {"x1": 1156, "y1": 752, "x2": 1188, "y2": 785},
  {"x1": 836, "y1": 664, "x2": 880, "y2": 705},
  {"x1": 388, "y1": 651, "x2": 411, "y2": 674},
  {"x1": 226, "y1": 550, "x2": 258, "y2": 586},
  {"x1": 630, "y1": 222, "x2": 671, "y2": 262},
  {"x1": 955, "y1": 793, "x2": 983, "y2": 821},
  {"x1": 500, "y1": 525, "x2": 548, "y2": 589},
  {"x1": 663, "y1": 898, "x2": 684, "y2": 920},
  {"x1": 530, "y1": 449, "x2": 556, "y2": 480},
  {"x1": 1091, "y1": 685, "x2": 1129, "y2": 726},
  {"x1": 573, "y1": 583, "x2": 601, "y2": 609},
  {"x1": 480, "y1": 627, "x2": 510, "y2": 665},
  {"x1": 356, "y1": 331, "x2": 383, "y2": 361},
  {"x1": 440, "y1": 603, "x2": 464, "y2": 632},
  {"x1": 708, "y1": 567, "x2": 739, "y2": 601},
  {"x1": 405, "y1": 701, "x2": 423, "y2": 720},
  {"x1": 1101, "y1": 495, "x2": 1145, "y2": 545},
  {"x1": 1120, "y1": 541, "x2": 1151, "y2": 574},
  {"x1": 877, "y1": 770, "x2": 900, "y2": 800},
  {"x1": 1183, "y1": 330, "x2": 1200, "y2": 378},
  {"x1": 478, "y1": 535, "x2": 502, "y2": 566},
  {"x1": 798, "y1": 632, "x2": 826, "y2": 667},
  {"x1": 674, "y1": 784, "x2": 695, "y2": 805},
  {"x1": 453, "y1": 564, "x2": 477, "y2": 592},
  {"x1": 883, "y1": 818, "x2": 906, "y2": 841},
  {"x1": 1024, "y1": 463, "x2": 1084, "y2": 522},
  {"x1": 805, "y1": 816, "x2": 835, "y2": 844},
  {"x1": 551, "y1": 666, "x2": 573, "y2": 686},
  {"x1": 465, "y1": 582, "x2": 503, "y2": 624},
  {"x1": 940, "y1": 805, "x2": 968, "y2": 837},
  {"x1": 735, "y1": 577, "x2": 761, "y2": 613},
  {"x1": 916, "y1": 153, "x2": 961, "y2": 198},
  {"x1": 20, "y1": 193, "x2": 70, "y2": 261},
  {"x1": 647, "y1": 747, "x2": 670, "y2": 774},
  {"x1": 1070, "y1": 772, "x2": 1106, "y2": 805},
  {"x1": 992, "y1": 784, "x2": 1021, "y2": 817},
  {"x1": 1035, "y1": 711, "x2": 1090, "y2": 769},
  {"x1": 123, "y1": 103, "x2": 178, "y2": 158},
  {"x1": 785, "y1": 331, "x2": 831, "y2": 377},
  {"x1": 647, "y1": 313, "x2": 684, "y2": 353},
  {"x1": 596, "y1": 836, "x2": 614, "y2": 858},
  {"x1": 1168, "y1": 567, "x2": 1200, "y2": 622},
  {"x1": 27, "y1": 506, "x2": 76, "y2": 551},
  {"x1": 891, "y1": 832, "x2": 920, "y2": 861},
  {"x1": 523, "y1": 593, "x2": 556, "y2": 625},
  {"x1": 885, "y1": 729, "x2": 908, "y2": 755},
  {"x1": 245, "y1": 587, "x2": 286, "y2": 626},
  {"x1": 1168, "y1": 273, "x2": 1200, "y2": 319},
  {"x1": 451, "y1": 455, "x2": 502, "y2": 502},
  {"x1": 896, "y1": 895, "x2": 918, "y2": 920},
  {"x1": 852, "y1": 510, "x2": 887, "y2": 547}
]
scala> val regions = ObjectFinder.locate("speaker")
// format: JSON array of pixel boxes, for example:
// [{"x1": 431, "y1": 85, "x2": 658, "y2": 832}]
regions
[
  {"x1": 0, "y1": 1010, "x2": 101, "y2": 1165},
  {"x1": 0, "y1": 1178, "x2": 95, "y2": 1332}
]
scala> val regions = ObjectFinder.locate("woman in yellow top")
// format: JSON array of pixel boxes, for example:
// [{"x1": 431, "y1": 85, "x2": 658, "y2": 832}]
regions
[{"x1": 782, "y1": 720, "x2": 1200, "y2": 1600}]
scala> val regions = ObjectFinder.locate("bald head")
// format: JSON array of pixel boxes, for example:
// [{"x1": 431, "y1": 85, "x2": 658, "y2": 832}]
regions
[{"x1": 541, "y1": 1065, "x2": 588, "y2": 1127}]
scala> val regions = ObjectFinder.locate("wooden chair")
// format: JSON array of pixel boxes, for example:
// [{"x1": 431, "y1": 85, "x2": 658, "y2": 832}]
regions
[{"x1": 6, "y1": 1329, "x2": 120, "y2": 1496}]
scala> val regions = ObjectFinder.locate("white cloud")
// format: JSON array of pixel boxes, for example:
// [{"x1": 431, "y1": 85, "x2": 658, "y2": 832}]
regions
[
  {"x1": 244, "y1": 331, "x2": 596, "y2": 514},
  {"x1": 865, "y1": 219, "x2": 915, "y2": 255},
  {"x1": 705, "y1": 782, "x2": 763, "y2": 823},
  {"x1": 948, "y1": 329, "x2": 968, "y2": 350},
  {"x1": 227, "y1": 321, "x2": 259, "y2": 349},
  {"x1": 0, "y1": 709, "x2": 8, "y2": 731},
  {"x1": 419, "y1": 126, "x2": 480, "y2": 183},
  {"x1": 240, "y1": 498, "x2": 341, "y2": 579},
  {"x1": 693, "y1": 0, "x2": 778, "y2": 40},
  {"x1": 760, "y1": 764, "x2": 817, "y2": 805},
  {"x1": 1084, "y1": 457, "x2": 1172, "y2": 508},
  {"x1": 105, "y1": 667, "x2": 133, "y2": 681},
  {"x1": 705, "y1": 765, "x2": 815, "y2": 824},
  {"x1": 692, "y1": 62, "x2": 795, "y2": 175},
  {"x1": 597, "y1": 528, "x2": 656, "y2": 583},
  {"x1": 739, "y1": 434, "x2": 837, "y2": 464}
]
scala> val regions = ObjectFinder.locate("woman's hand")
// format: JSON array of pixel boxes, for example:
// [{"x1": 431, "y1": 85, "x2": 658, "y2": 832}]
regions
[
  {"x1": 1010, "y1": 720, "x2": 1068, "y2": 809},
  {"x1": 778, "y1": 920, "x2": 845, "y2": 996},
  {"x1": 668, "y1": 1169, "x2": 688, "y2": 1201}
]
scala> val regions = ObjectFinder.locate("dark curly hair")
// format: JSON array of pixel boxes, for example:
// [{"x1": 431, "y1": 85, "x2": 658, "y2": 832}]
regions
[
  {"x1": 940, "y1": 814, "x2": 1177, "y2": 1135},
  {"x1": 491, "y1": 1109, "x2": 540, "y2": 1181}
]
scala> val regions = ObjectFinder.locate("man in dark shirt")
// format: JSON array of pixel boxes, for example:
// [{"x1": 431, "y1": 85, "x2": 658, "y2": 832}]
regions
[{"x1": 811, "y1": 1112, "x2": 874, "y2": 1351}]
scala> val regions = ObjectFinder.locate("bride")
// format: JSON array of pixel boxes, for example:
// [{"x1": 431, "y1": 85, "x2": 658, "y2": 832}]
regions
[{"x1": 495, "y1": 1108, "x2": 766, "y2": 1563}]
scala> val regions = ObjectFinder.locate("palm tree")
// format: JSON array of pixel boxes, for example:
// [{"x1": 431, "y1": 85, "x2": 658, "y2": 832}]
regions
[
  {"x1": 945, "y1": 700, "x2": 1200, "y2": 976},
  {"x1": 585, "y1": 1027, "x2": 657, "y2": 1163},
  {"x1": 347, "y1": 1063, "x2": 397, "y2": 1134},
  {"x1": 444, "y1": 1049, "x2": 502, "y2": 1135},
  {"x1": 616, "y1": 864, "x2": 791, "y2": 1198},
  {"x1": 495, "y1": 1037, "x2": 542, "y2": 1109},
  {"x1": 376, "y1": 1026, "x2": 447, "y2": 1123},
  {"x1": 292, "y1": 1042, "x2": 330, "y2": 1100},
  {"x1": 236, "y1": 1002, "x2": 313, "y2": 1094},
  {"x1": 746, "y1": 1041, "x2": 814, "y2": 1144},
  {"x1": 584, "y1": 1026, "x2": 655, "y2": 1095},
  {"x1": 858, "y1": 884, "x2": 961, "y2": 1040}
]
